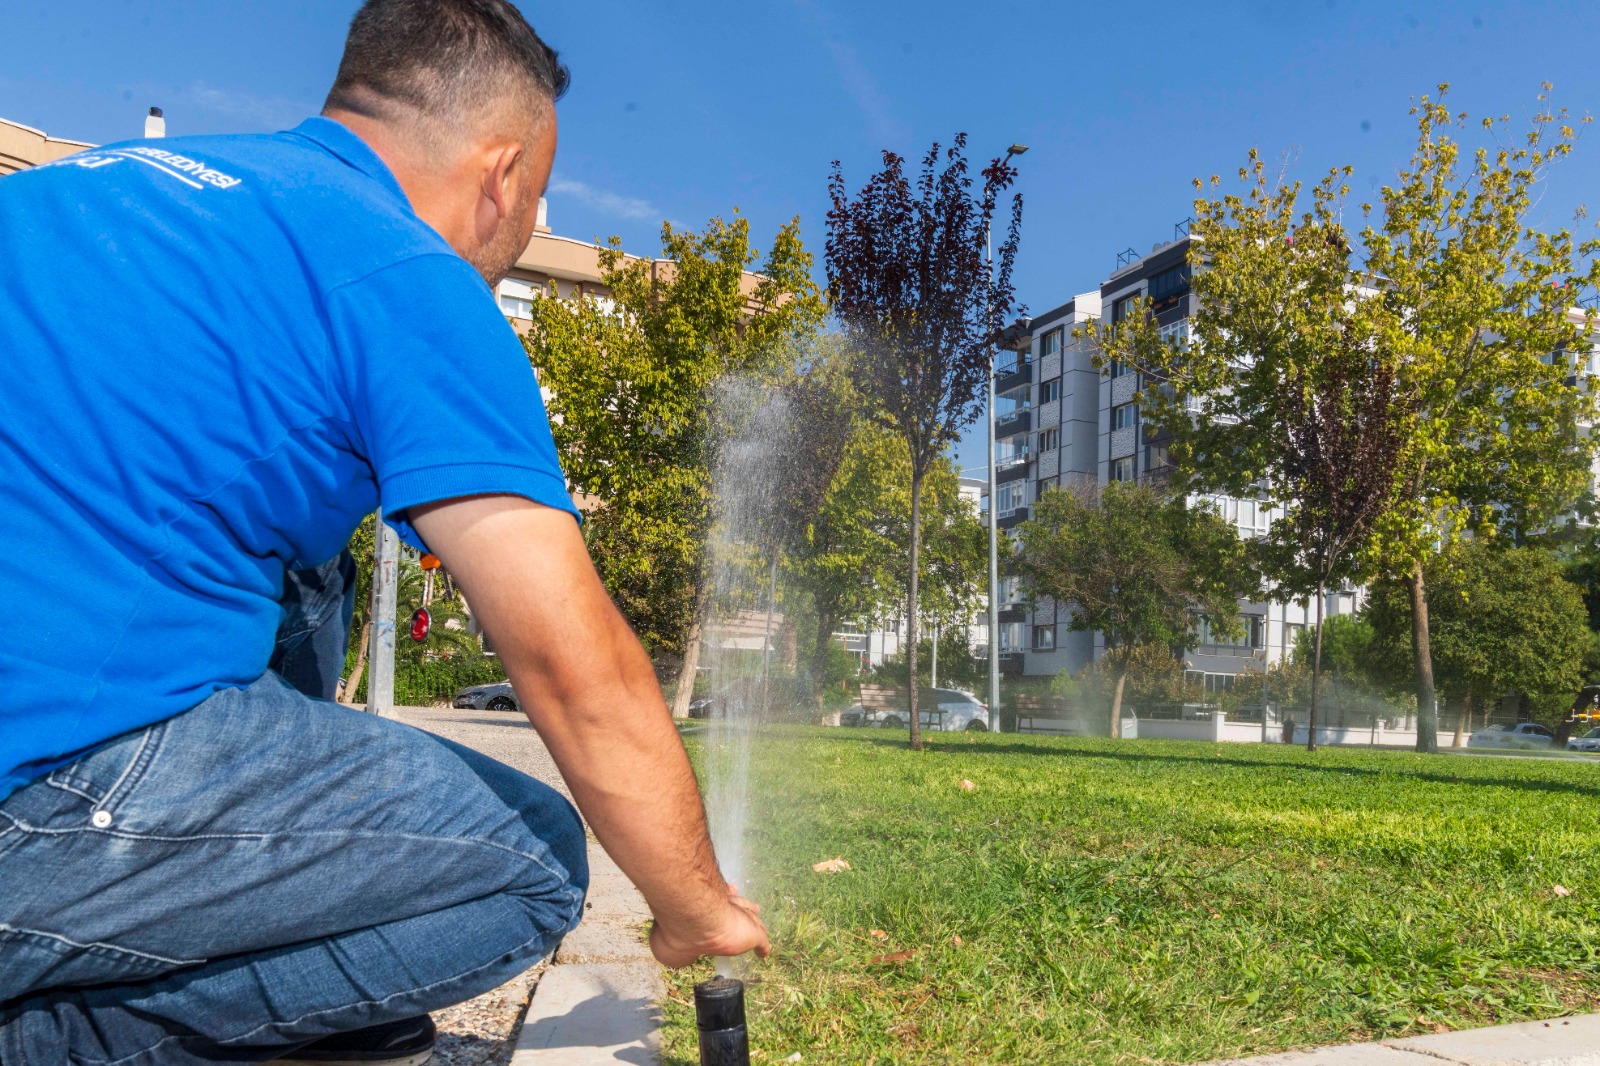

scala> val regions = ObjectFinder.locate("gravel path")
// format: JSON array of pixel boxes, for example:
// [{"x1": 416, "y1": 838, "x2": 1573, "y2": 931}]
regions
[{"x1": 391, "y1": 705, "x2": 575, "y2": 1066}]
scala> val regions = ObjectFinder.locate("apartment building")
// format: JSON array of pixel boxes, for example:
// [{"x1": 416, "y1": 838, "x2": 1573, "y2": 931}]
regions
[
  {"x1": 994, "y1": 232, "x2": 1356, "y2": 689},
  {"x1": 0, "y1": 116, "x2": 92, "y2": 175}
]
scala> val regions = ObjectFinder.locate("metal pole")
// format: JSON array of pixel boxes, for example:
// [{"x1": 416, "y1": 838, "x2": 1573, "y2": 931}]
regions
[
  {"x1": 931, "y1": 619, "x2": 939, "y2": 690},
  {"x1": 367, "y1": 516, "x2": 399, "y2": 716},
  {"x1": 987, "y1": 237, "x2": 1001, "y2": 732}
]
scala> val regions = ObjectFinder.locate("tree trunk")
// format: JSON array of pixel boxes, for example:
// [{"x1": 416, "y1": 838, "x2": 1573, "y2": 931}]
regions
[
  {"x1": 1305, "y1": 585, "x2": 1331, "y2": 752},
  {"x1": 1409, "y1": 559, "x2": 1439, "y2": 753},
  {"x1": 813, "y1": 608, "x2": 838, "y2": 696},
  {"x1": 1452, "y1": 686, "x2": 1471, "y2": 749},
  {"x1": 1109, "y1": 661, "x2": 1128, "y2": 739},
  {"x1": 906, "y1": 469, "x2": 925, "y2": 751},
  {"x1": 670, "y1": 585, "x2": 710, "y2": 719},
  {"x1": 340, "y1": 617, "x2": 372, "y2": 705},
  {"x1": 1308, "y1": 583, "x2": 1325, "y2": 752}
]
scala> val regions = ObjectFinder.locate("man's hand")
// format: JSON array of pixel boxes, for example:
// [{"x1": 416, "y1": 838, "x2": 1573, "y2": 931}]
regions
[
  {"x1": 411, "y1": 495, "x2": 768, "y2": 970},
  {"x1": 649, "y1": 884, "x2": 770, "y2": 969}
]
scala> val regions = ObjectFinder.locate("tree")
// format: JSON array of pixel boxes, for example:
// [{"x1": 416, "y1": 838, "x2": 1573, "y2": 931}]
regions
[
  {"x1": 826, "y1": 134, "x2": 1022, "y2": 750},
  {"x1": 1092, "y1": 154, "x2": 1418, "y2": 750},
  {"x1": 786, "y1": 425, "x2": 985, "y2": 695},
  {"x1": 1094, "y1": 86, "x2": 1600, "y2": 753},
  {"x1": 1364, "y1": 540, "x2": 1589, "y2": 741},
  {"x1": 1013, "y1": 481, "x2": 1251, "y2": 735},
  {"x1": 525, "y1": 215, "x2": 825, "y2": 715},
  {"x1": 1354, "y1": 87, "x2": 1599, "y2": 752}
]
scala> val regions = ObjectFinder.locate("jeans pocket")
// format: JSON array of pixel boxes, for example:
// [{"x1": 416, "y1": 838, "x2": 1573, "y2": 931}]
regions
[{"x1": 44, "y1": 718, "x2": 168, "y2": 825}]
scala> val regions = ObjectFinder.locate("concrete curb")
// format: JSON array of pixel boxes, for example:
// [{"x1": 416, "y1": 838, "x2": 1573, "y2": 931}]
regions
[
  {"x1": 511, "y1": 841, "x2": 663, "y2": 1065},
  {"x1": 1202, "y1": 1012, "x2": 1600, "y2": 1065}
]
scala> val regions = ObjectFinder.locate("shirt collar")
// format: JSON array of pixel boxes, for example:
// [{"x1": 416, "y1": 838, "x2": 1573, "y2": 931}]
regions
[{"x1": 286, "y1": 116, "x2": 411, "y2": 208}]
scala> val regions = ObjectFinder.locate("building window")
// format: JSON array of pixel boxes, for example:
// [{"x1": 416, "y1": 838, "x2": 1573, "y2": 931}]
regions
[
  {"x1": 1033, "y1": 624, "x2": 1056, "y2": 651},
  {"x1": 1041, "y1": 327, "x2": 1063, "y2": 358},
  {"x1": 1039, "y1": 379, "x2": 1061, "y2": 403},
  {"x1": 1112, "y1": 403, "x2": 1138, "y2": 430},
  {"x1": 1109, "y1": 456, "x2": 1135, "y2": 482},
  {"x1": 1284, "y1": 621, "x2": 1305, "y2": 651},
  {"x1": 999, "y1": 622, "x2": 1025, "y2": 653},
  {"x1": 1108, "y1": 357, "x2": 1133, "y2": 380},
  {"x1": 1157, "y1": 319, "x2": 1190, "y2": 348},
  {"x1": 997, "y1": 384, "x2": 1030, "y2": 419},
  {"x1": 996, "y1": 480, "x2": 1029, "y2": 516},
  {"x1": 1112, "y1": 293, "x2": 1142, "y2": 324},
  {"x1": 1148, "y1": 264, "x2": 1192, "y2": 303},
  {"x1": 1195, "y1": 614, "x2": 1264, "y2": 650},
  {"x1": 1204, "y1": 673, "x2": 1235, "y2": 695},
  {"x1": 1038, "y1": 427, "x2": 1060, "y2": 453},
  {"x1": 497, "y1": 278, "x2": 536, "y2": 319},
  {"x1": 1001, "y1": 575, "x2": 1024, "y2": 605},
  {"x1": 1144, "y1": 441, "x2": 1170, "y2": 472}
]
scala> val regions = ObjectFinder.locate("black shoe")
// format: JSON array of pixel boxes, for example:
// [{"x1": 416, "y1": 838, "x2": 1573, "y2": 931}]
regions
[{"x1": 275, "y1": 1015, "x2": 436, "y2": 1065}]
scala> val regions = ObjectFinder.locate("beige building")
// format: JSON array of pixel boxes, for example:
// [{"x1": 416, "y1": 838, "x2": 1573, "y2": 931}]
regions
[{"x1": 0, "y1": 116, "x2": 94, "y2": 176}]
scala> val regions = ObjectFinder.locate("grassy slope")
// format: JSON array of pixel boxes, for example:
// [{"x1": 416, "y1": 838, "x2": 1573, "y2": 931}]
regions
[{"x1": 664, "y1": 729, "x2": 1600, "y2": 1065}]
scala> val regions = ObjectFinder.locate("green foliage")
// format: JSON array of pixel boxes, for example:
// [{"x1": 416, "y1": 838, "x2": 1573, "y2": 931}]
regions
[
  {"x1": 665, "y1": 729, "x2": 1600, "y2": 1064},
  {"x1": 1016, "y1": 481, "x2": 1251, "y2": 663},
  {"x1": 524, "y1": 214, "x2": 825, "y2": 660},
  {"x1": 1363, "y1": 541, "x2": 1589, "y2": 722},
  {"x1": 870, "y1": 627, "x2": 985, "y2": 693},
  {"x1": 786, "y1": 425, "x2": 984, "y2": 681}
]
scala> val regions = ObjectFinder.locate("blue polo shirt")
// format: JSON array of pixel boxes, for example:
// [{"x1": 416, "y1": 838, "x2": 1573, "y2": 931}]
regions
[{"x1": 0, "y1": 117, "x2": 578, "y2": 801}]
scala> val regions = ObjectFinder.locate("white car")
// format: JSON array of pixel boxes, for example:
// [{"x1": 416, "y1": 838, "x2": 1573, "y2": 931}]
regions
[
  {"x1": 1566, "y1": 726, "x2": 1600, "y2": 752},
  {"x1": 1466, "y1": 722, "x2": 1555, "y2": 750},
  {"x1": 841, "y1": 688, "x2": 990, "y2": 732}
]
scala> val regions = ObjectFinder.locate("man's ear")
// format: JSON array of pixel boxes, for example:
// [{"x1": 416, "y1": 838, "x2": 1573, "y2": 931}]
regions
[{"x1": 481, "y1": 142, "x2": 525, "y2": 221}]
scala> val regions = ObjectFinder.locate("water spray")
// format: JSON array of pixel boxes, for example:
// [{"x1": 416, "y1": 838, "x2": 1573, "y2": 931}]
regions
[{"x1": 694, "y1": 974, "x2": 749, "y2": 1066}]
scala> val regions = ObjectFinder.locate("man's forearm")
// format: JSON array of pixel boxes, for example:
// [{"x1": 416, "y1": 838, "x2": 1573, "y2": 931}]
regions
[{"x1": 409, "y1": 496, "x2": 739, "y2": 947}]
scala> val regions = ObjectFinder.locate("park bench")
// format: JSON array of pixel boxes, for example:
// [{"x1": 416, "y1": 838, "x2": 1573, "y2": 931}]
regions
[
  {"x1": 1012, "y1": 692, "x2": 1094, "y2": 735},
  {"x1": 855, "y1": 684, "x2": 945, "y2": 731}
]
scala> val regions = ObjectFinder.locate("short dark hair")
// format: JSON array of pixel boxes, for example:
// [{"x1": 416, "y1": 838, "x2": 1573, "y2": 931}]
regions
[{"x1": 325, "y1": 0, "x2": 569, "y2": 127}]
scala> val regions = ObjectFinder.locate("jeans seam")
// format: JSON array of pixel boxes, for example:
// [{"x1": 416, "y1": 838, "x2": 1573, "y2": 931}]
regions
[
  {"x1": 0, "y1": 923, "x2": 207, "y2": 968},
  {"x1": 9, "y1": 826, "x2": 570, "y2": 879},
  {"x1": 98, "y1": 723, "x2": 164, "y2": 813},
  {"x1": 102, "y1": 911, "x2": 573, "y2": 1066}
]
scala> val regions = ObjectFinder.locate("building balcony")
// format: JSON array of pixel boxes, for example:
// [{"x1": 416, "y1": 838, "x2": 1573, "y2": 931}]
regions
[
  {"x1": 995, "y1": 457, "x2": 1031, "y2": 484},
  {"x1": 996, "y1": 361, "x2": 1032, "y2": 394},
  {"x1": 997, "y1": 506, "x2": 1030, "y2": 530},
  {"x1": 998, "y1": 605, "x2": 1027, "y2": 624},
  {"x1": 999, "y1": 652, "x2": 1027, "y2": 676},
  {"x1": 996, "y1": 409, "x2": 1031, "y2": 438}
]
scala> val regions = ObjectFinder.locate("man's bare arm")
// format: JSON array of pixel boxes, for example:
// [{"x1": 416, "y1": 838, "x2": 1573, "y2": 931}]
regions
[{"x1": 410, "y1": 494, "x2": 767, "y2": 967}]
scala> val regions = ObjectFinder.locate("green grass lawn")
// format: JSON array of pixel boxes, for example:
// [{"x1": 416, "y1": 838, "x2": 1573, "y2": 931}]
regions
[{"x1": 665, "y1": 728, "x2": 1600, "y2": 1065}]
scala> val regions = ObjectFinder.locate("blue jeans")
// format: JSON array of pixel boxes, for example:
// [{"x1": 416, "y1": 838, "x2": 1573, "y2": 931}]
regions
[{"x1": 0, "y1": 555, "x2": 589, "y2": 1064}]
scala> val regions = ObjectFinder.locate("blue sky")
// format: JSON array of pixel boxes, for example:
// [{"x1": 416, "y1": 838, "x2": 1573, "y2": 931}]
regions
[{"x1": 7, "y1": 0, "x2": 1600, "y2": 472}]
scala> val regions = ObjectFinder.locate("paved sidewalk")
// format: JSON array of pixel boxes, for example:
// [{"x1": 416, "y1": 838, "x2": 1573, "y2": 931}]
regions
[
  {"x1": 1203, "y1": 1013, "x2": 1600, "y2": 1064},
  {"x1": 393, "y1": 706, "x2": 663, "y2": 1066}
]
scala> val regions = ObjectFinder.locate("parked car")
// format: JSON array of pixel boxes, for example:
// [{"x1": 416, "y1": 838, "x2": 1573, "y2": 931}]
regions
[
  {"x1": 1566, "y1": 726, "x2": 1600, "y2": 752},
  {"x1": 686, "y1": 677, "x2": 814, "y2": 722},
  {"x1": 841, "y1": 688, "x2": 989, "y2": 732},
  {"x1": 1466, "y1": 722, "x2": 1555, "y2": 750},
  {"x1": 453, "y1": 681, "x2": 520, "y2": 712}
]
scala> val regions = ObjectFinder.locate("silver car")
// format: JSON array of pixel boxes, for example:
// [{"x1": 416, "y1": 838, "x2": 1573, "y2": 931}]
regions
[
  {"x1": 453, "y1": 681, "x2": 520, "y2": 712},
  {"x1": 1467, "y1": 722, "x2": 1554, "y2": 750},
  {"x1": 1566, "y1": 726, "x2": 1600, "y2": 752}
]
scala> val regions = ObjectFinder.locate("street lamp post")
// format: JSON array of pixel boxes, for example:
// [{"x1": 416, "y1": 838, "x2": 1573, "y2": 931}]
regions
[{"x1": 986, "y1": 143, "x2": 1027, "y2": 732}]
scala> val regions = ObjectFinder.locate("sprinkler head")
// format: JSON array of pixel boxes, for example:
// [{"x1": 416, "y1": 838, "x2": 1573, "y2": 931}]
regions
[{"x1": 694, "y1": 975, "x2": 749, "y2": 1066}]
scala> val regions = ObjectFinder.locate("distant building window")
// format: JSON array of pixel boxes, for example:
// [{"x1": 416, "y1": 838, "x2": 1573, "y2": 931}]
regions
[
  {"x1": 1144, "y1": 442, "x2": 1170, "y2": 472},
  {"x1": 996, "y1": 480, "x2": 1029, "y2": 516},
  {"x1": 1284, "y1": 621, "x2": 1305, "y2": 651},
  {"x1": 1157, "y1": 319, "x2": 1191, "y2": 348},
  {"x1": 1112, "y1": 403, "x2": 1138, "y2": 430},
  {"x1": 1038, "y1": 427, "x2": 1060, "y2": 452},
  {"x1": 1148, "y1": 264, "x2": 1192, "y2": 303},
  {"x1": 1033, "y1": 624, "x2": 1056, "y2": 651},
  {"x1": 1112, "y1": 293, "x2": 1142, "y2": 324},
  {"x1": 1203, "y1": 673, "x2": 1235, "y2": 695},
  {"x1": 1109, "y1": 456, "x2": 1135, "y2": 482},
  {"x1": 999, "y1": 622, "x2": 1026, "y2": 653},
  {"x1": 497, "y1": 278, "x2": 536, "y2": 319},
  {"x1": 1108, "y1": 358, "x2": 1133, "y2": 380},
  {"x1": 1041, "y1": 327, "x2": 1063, "y2": 358},
  {"x1": 1040, "y1": 379, "x2": 1061, "y2": 403}
]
